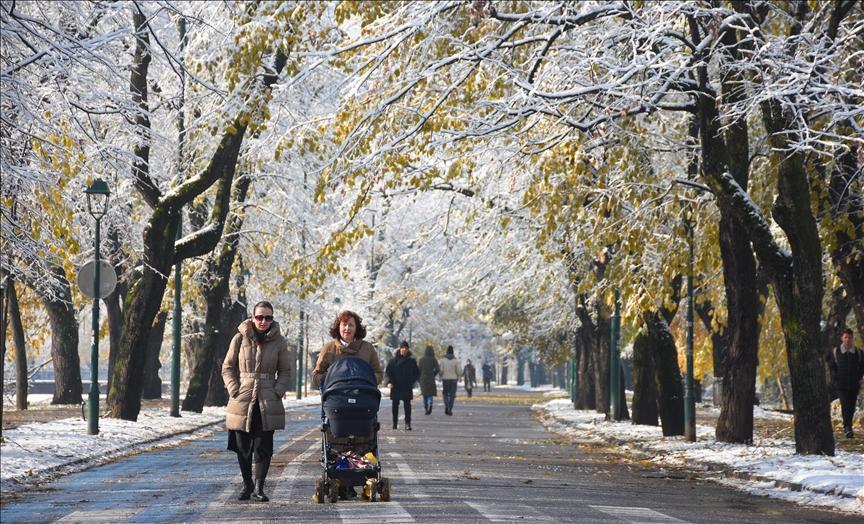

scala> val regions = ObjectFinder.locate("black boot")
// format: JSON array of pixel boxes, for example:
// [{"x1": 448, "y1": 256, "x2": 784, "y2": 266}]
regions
[
  {"x1": 238, "y1": 479, "x2": 254, "y2": 501},
  {"x1": 252, "y1": 479, "x2": 269, "y2": 502}
]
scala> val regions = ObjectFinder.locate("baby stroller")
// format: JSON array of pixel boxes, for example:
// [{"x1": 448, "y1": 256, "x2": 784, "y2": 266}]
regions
[{"x1": 314, "y1": 356, "x2": 391, "y2": 503}]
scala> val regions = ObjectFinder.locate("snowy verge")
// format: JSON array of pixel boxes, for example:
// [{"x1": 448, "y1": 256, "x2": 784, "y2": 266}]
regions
[
  {"x1": 0, "y1": 395, "x2": 322, "y2": 496},
  {"x1": 534, "y1": 398, "x2": 864, "y2": 515}
]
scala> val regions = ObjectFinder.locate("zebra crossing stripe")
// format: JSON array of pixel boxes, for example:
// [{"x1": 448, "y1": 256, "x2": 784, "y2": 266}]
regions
[
  {"x1": 270, "y1": 439, "x2": 321, "y2": 502},
  {"x1": 464, "y1": 501, "x2": 556, "y2": 521},
  {"x1": 590, "y1": 505, "x2": 690, "y2": 523},
  {"x1": 54, "y1": 509, "x2": 141, "y2": 523},
  {"x1": 388, "y1": 451, "x2": 431, "y2": 500},
  {"x1": 337, "y1": 502, "x2": 414, "y2": 522}
]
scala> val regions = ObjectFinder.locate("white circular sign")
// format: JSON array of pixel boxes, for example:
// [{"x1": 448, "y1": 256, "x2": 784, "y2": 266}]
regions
[{"x1": 77, "y1": 259, "x2": 117, "y2": 299}]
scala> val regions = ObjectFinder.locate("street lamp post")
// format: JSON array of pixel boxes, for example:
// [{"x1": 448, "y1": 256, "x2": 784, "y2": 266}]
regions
[{"x1": 85, "y1": 179, "x2": 110, "y2": 435}]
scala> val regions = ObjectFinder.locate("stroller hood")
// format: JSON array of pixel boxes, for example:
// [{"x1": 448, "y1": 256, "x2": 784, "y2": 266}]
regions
[{"x1": 322, "y1": 356, "x2": 381, "y2": 401}]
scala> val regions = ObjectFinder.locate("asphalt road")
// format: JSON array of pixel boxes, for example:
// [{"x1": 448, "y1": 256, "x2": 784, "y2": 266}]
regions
[{"x1": 1, "y1": 392, "x2": 858, "y2": 523}]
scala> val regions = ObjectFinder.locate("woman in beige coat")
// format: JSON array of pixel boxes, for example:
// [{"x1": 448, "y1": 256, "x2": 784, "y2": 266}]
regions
[{"x1": 222, "y1": 301, "x2": 291, "y2": 502}]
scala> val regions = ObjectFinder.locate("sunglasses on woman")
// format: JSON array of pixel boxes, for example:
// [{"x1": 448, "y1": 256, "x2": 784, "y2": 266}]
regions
[{"x1": 254, "y1": 315, "x2": 274, "y2": 322}]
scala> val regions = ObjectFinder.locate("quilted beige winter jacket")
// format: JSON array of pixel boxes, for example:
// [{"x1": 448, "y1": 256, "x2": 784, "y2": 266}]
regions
[{"x1": 222, "y1": 319, "x2": 292, "y2": 432}]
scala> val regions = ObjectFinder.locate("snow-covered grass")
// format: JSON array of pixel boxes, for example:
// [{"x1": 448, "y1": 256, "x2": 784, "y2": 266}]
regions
[
  {"x1": 0, "y1": 393, "x2": 321, "y2": 495},
  {"x1": 533, "y1": 397, "x2": 863, "y2": 515}
]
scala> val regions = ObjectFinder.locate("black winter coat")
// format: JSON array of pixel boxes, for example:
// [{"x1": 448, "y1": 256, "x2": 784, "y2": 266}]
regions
[
  {"x1": 385, "y1": 350, "x2": 420, "y2": 401},
  {"x1": 418, "y1": 346, "x2": 440, "y2": 396},
  {"x1": 827, "y1": 346, "x2": 864, "y2": 390}
]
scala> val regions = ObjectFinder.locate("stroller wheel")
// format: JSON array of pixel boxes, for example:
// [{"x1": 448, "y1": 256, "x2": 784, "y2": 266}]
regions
[
  {"x1": 379, "y1": 477, "x2": 391, "y2": 502},
  {"x1": 363, "y1": 479, "x2": 378, "y2": 502},
  {"x1": 327, "y1": 479, "x2": 340, "y2": 503},
  {"x1": 313, "y1": 478, "x2": 326, "y2": 503}
]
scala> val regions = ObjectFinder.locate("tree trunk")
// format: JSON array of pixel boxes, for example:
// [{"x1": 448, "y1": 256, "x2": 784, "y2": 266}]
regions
[
  {"x1": 205, "y1": 298, "x2": 246, "y2": 407},
  {"x1": 36, "y1": 264, "x2": 82, "y2": 405},
  {"x1": 757, "y1": 91, "x2": 834, "y2": 454},
  {"x1": 575, "y1": 324, "x2": 596, "y2": 410},
  {"x1": 184, "y1": 172, "x2": 252, "y2": 412},
  {"x1": 630, "y1": 327, "x2": 658, "y2": 425},
  {"x1": 107, "y1": 33, "x2": 286, "y2": 420},
  {"x1": 714, "y1": 213, "x2": 760, "y2": 443},
  {"x1": 8, "y1": 279, "x2": 28, "y2": 410},
  {"x1": 593, "y1": 300, "x2": 611, "y2": 417},
  {"x1": 644, "y1": 311, "x2": 684, "y2": 436},
  {"x1": 689, "y1": 11, "x2": 761, "y2": 444},
  {"x1": 142, "y1": 312, "x2": 167, "y2": 399},
  {"x1": 1, "y1": 272, "x2": 7, "y2": 435},
  {"x1": 103, "y1": 227, "x2": 129, "y2": 391}
]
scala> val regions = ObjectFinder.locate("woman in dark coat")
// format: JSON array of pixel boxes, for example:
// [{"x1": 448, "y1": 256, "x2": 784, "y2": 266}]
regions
[
  {"x1": 385, "y1": 341, "x2": 420, "y2": 430},
  {"x1": 418, "y1": 346, "x2": 440, "y2": 415}
]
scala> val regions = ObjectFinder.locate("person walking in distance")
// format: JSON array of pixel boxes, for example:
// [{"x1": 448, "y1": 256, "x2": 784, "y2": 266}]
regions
[
  {"x1": 482, "y1": 361, "x2": 492, "y2": 392},
  {"x1": 418, "y1": 345, "x2": 440, "y2": 414},
  {"x1": 462, "y1": 359, "x2": 476, "y2": 398},
  {"x1": 440, "y1": 345, "x2": 462, "y2": 415},
  {"x1": 826, "y1": 328, "x2": 864, "y2": 438},
  {"x1": 385, "y1": 341, "x2": 420, "y2": 430},
  {"x1": 222, "y1": 301, "x2": 292, "y2": 502}
]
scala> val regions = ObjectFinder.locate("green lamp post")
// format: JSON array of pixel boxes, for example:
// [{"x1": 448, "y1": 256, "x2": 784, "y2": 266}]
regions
[{"x1": 85, "y1": 178, "x2": 110, "y2": 435}]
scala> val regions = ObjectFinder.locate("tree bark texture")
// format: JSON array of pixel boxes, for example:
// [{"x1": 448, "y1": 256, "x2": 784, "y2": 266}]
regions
[
  {"x1": 142, "y1": 312, "x2": 167, "y2": 399},
  {"x1": 765, "y1": 99, "x2": 833, "y2": 455},
  {"x1": 104, "y1": 227, "x2": 129, "y2": 392},
  {"x1": 205, "y1": 298, "x2": 246, "y2": 407},
  {"x1": 630, "y1": 326, "x2": 658, "y2": 426},
  {"x1": 575, "y1": 324, "x2": 596, "y2": 410},
  {"x1": 36, "y1": 264, "x2": 82, "y2": 405},
  {"x1": 714, "y1": 212, "x2": 760, "y2": 443},
  {"x1": 643, "y1": 311, "x2": 684, "y2": 436},
  {"x1": 8, "y1": 279, "x2": 28, "y2": 410}
]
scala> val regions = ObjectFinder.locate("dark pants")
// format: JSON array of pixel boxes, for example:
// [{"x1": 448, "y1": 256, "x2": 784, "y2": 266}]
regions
[
  {"x1": 423, "y1": 395, "x2": 434, "y2": 412},
  {"x1": 465, "y1": 383, "x2": 473, "y2": 397},
  {"x1": 483, "y1": 377, "x2": 491, "y2": 391},
  {"x1": 836, "y1": 387, "x2": 860, "y2": 430},
  {"x1": 442, "y1": 380, "x2": 457, "y2": 412},
  {"x1": 392, "y1": 399, "x2": 411, "y2": 425},
  {"x1": 227, "y1": 403, "x2": 274, "y2": 482}
]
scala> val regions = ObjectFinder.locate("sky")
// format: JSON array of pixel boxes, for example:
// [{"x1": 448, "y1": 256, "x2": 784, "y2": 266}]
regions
[{"x1": 1, "y1": 388, "x2": 861, "y2": 517}]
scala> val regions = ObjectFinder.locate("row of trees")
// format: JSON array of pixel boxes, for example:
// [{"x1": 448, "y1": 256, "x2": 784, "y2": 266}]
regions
[{"x1": 2, "y1": 2, "x2": 861, "y2": 456}]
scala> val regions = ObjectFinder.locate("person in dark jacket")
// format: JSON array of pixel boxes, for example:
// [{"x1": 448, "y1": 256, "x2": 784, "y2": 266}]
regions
[
  {"x1": 462, "y1": 359, "x2": 476, "y2": 398},
  {"x1": 826, "y1": 328, "x2": 864, "y2": 438},
  {"x1": 385, "y1": 341, "x2": 420, "y2": 430},
  {"x1": 482, "y1": 362, "x2": 493, "y2": 391},
  {"x1": 418, "y1": 346, "x2": 440, "y2": 414}
]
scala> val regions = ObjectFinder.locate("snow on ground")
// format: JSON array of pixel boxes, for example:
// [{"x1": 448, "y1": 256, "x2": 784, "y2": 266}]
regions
[
  {"x1": 2, "y1": 388, "x2": 862, "y2": 516},
  {"x1": 527, "y1": 390, "x2": 863, "y2": 516},
  {"x1": 0, "y1": 393, "x2": 321, "y2": 495}
]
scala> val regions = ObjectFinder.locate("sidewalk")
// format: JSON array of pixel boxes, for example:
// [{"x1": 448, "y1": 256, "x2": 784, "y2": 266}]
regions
[{"x1": 2, "y1": 387, "x2": 862, "y2": 516}]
